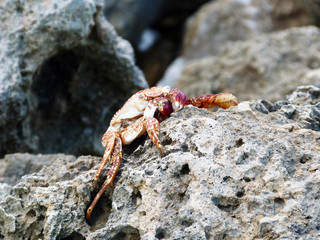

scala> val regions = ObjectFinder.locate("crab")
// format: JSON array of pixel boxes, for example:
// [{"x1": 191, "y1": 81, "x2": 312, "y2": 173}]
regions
[{"x1": 86, "y1": 86, "x2": 238, "y2": 220}]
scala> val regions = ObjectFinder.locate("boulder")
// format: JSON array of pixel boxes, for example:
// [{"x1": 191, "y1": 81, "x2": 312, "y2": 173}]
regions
[
  {"x1": 0, "y1": 86, "x2": 319, "y2": 239},
  {"x1": 182, "y1": 0, "x2": 313, "y2": 60},
  {"x1": 176, "y1": 26, "x2": 320, "y2": 102},
  {"x1": 159, "y1": 0, "x2": 315, "y2": 88},
  {"x1": 0, "y1": 0, "x2": 148, "y2": 157}
]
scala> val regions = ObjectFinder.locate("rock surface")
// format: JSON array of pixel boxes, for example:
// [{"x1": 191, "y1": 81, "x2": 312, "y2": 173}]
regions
[
  {"x1": 176, "y1": 26, "x2": 320, "y2": 102},
  {"x1": 0, "y1": 86, "x2": 319, "y2": 239},
  {"x1": 0, "y1": 0, "x2": 148, "y2": 157}
]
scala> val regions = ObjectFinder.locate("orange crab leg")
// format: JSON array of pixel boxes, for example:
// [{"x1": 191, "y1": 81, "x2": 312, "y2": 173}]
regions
[
  {"x1": 120, "y1": 117, "x2": 146, "y2": 145},
  {"x1": 86, "y1": 137, "x2": 122, "y2": 221},
  {"x1": 187, "y1": 93, "x2": 238, "y2": 109},
  {"x1": 120, "y1": 116, "x2": 163, "y2": 156},
  {"x1": 93, "y1": 128, "x2": 117, "y2": 189},
  {"x1": 146, "y1": 118, "x2": 163, "y2": 157}
]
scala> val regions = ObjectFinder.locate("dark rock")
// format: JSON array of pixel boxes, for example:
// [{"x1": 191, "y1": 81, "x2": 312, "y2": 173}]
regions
[{"x1": 0, "y1": 0, "x2": 148, "y2": 157}]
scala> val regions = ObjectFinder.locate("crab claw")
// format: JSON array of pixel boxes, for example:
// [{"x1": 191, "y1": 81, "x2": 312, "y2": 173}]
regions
[
  {"x1": 168, "y1": 88, "x2": 187, "y2": 111},
  {"x1": 186, "y1": 93, "x2": 239, "y2": 109}
]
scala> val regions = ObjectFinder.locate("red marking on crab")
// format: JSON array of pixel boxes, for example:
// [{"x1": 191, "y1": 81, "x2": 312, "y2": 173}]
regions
[{"x1": 86, "y1": 86, "x2": 238, "y2": 220}]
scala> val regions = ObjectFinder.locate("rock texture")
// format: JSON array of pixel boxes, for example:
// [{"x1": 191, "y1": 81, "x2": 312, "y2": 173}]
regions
[
  {"x1": 0, "y1": 86, "x2": 319, "y2": 239},
  {"x1": 0, "y1": 0, "x2": 148, "y2": 157},
  {"x1": 176, "y1": 26, "x2": 320, "y2": 102}
]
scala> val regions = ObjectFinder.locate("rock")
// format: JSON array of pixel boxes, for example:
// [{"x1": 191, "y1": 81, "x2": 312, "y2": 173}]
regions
[
  {"x1": 0, "y1": 0, "x2": 148, "y2": 157},
  {"x1": 0, "y1": 155, "x2": 96, "y2": 239},
  {"x1": 158, "y1": 0, "x2": 314, "y2": 88},
  {"x1": 298, "y1": 0, "x2": 320, "y2": 23},
  {"x1": 175, "y1": 26, "x2": 320, "y2": 102},
  {"x1": 0, "y1": 153, "x2": 76, "y2": 186},
  {"x1": 1, "y1": 86, "x2": 320, "y2": 239},
  {"x1": 103, "y1": 0, "x2": 163, "y2": 47},
  {"x1": 182, "y1": 0, "x2": 313, "y2": 60},
  {"x1": 103, "y1": 0, "x2": 209, "y2": 48},
  {"x1": 103, "y1": 0, "x2": 210, "y2": 85},
  {"x1": 253, "y1": 85, "x2": 320, "y2": 131}
]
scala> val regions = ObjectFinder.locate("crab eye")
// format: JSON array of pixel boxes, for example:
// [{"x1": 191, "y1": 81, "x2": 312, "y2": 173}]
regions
[{"x1": 159, "y1": 100, "x2": 173, "y2": 118}]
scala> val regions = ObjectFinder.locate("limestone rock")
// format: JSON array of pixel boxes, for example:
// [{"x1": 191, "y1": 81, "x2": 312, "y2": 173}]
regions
[
  {"x1": 176, "y1": 26, "x2": 320, "y2": 102},
  {"x1": 0, "y1": 0, "x2": 148, "y2": 157},
  {"x1": 0, "y1": 86, "x2": 319, "y2": 239}
]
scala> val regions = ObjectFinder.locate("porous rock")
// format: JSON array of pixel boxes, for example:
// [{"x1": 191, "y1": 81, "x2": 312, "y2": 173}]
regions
[
  {"x1": 176, "y1": 26, "x2": 320, "y2": 102},
  {"x1": 0, "y1": 86, "x2": 320, "y2": 239},
  {"x1": 0, "y1": 153, "x2": 76, "y2": 187},
  {"x1": 0, "y1": 0, "x2": 148, "y2": 157}
]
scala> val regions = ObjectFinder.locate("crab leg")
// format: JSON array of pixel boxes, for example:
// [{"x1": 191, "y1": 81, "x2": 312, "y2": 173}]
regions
[
  {"x1": 120, "y1": 117, "x2": 146, "y2": 145},
  {"x1": 93, "y1": 127, "x2": 117, "y2": 189},
  {"x1": 86, "y1": 136, "x2": 122, "y2": 221},
  {"x1": 187, "y1": 93, "x2": 238, "y2": 109},
  {"x1": 146, "y1": 118, "x2": 163, "y2": 157}
]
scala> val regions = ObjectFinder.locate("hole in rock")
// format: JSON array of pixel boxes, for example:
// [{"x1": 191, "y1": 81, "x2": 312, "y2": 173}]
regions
[
  {"x1": 223, "y1": 176, "x2": 232, "y2": 182},
  {"x1": 299, "y1": 154, "x2": 312, "y2": 164},
  {"x1": 178, "y1": 192, "x2": 186, "y2": 202},
  {"x1": 110, "y1": 225, "x2": 140, "y2": 240},
  {"x1": 139, "y1": 211, "x2": 146, "y2": 216},
  {"x1": 242, "y1": 177, "x2": 252, "y2": 182},
  {"x1": 131, "y1": 190, "x2": 142, "y2": 206},
  {"x1": 180, "y1": 142, "x2": 189, "y2": 152},
  {"x1": 86, "y1": 192, "x2": 112, "y2": 228},
  {"x1": 60, "y1": 231, "x2": 85, "y2": 240},
  {"x1": 235, "y1": 138, "x2": 244, "y2": 147},
  {"x1": 124, "y1": 135, "x2": 147, "y2": 155},
  {"x1": 155, "y1": 227, "x2": 169, "y2": 239},
  {"x1": 181, "y1": 219, "x2": 194, "y2": 227},
  {"x1": 162, "y1": 136, "x2": 173, "y2": 146},
  {"x1": 26, "y1": 209, "x2": 37, "y2": 218},
  {"x1": 211, "y1": 196, "x2": 241, "y2": 212},
  {"x1": 180, "y1": 163, "x2": 190, "y2": 175},
  {"x1": 274, "y1": 197, "x2": 285, "y2": 206},
  {"x1": 236, "y1": 190, "x2": 245, "y2": 198}
]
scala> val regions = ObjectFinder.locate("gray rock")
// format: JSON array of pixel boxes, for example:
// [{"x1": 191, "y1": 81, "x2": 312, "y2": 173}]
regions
[
  {"x1": 158, "y1": 0, "x2": 314, "y2": 88},
  {"x1": 103, "y1": 0, "x2": 209, "y2": 48},
  {"x1": 0, "y1": 153, "x2": 76, "y2": 186},
  {"x1": 175, "y1": 26, "x2": 320, "y2": 102},
  {"x1": 181, "y1": 0, "x2": 313, "y2": 60},
  {"x1": 253, "y1": 85, "x2": 320, "y2": 131},
  {"x1": 103, "y1": 0, "x2": 163, "y2": 46},
  {"x1": 0, "y1": 0, "x2": 148, "y2": 157},
  {"x1": 0, "y1": 86, "x2": 320, "y2": 239}
]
